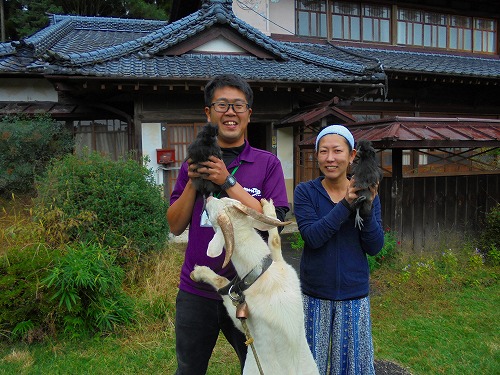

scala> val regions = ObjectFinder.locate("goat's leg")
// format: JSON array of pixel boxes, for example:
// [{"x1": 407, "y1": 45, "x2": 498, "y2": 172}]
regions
[
  {"x1": 260, "y1": 199, "x2": 284, "y2": 262},
  {"x1": 190, "y1": 266, "x2": 230, "y2": 290}
]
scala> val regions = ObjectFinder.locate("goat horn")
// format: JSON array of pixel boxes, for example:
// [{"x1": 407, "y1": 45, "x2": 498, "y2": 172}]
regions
[
  {"x1": 217, "y1": 208, "x2": 235, "y2": 268},
  {"x1": 232, "y1": 202, "x2": 292, "y2": 226}
]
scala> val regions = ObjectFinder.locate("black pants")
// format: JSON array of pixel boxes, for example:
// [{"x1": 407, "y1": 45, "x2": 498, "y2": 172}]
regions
[{"x1": 174, "y1": 289, "x2": 247, "y2": 375}]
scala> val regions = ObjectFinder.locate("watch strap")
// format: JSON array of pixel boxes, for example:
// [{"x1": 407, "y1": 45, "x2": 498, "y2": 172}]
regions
[{"x1": 221, "y1": 175, "x2": 237, "y2": 190}]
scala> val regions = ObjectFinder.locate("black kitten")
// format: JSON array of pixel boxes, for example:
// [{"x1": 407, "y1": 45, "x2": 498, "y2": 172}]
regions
[{"x1": 186, "y1": 122, "x2": 222, "y2": 197}]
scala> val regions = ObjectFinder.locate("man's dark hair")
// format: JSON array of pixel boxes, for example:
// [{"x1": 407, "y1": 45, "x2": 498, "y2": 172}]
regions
[{"x1": 204, "y1": 74, "x2": 254, "y2": 108}]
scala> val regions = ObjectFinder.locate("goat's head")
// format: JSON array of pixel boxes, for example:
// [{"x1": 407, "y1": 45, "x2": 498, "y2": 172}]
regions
[{"x1": 205, "y1": 197, "x2": 290, "y2": 267}]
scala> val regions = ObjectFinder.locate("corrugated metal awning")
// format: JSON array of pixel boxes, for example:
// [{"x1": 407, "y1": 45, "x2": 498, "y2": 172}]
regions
[{"x1": 299, "y1": 116, "x2": 500, "y2": 149}]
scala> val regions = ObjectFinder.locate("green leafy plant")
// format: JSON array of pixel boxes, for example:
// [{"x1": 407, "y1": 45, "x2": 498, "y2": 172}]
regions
[
  {"x1": 42, "y1": 242, "x2": 135, "y2": 335},
  {"x1": 368, "y1": 229, "x2": 398, "y2": 272},
  {"x1": 289, "y1": 231, "x2": 304, "y2": 251},
  {"x1": 34, "y1": 151, "x2": 169, "y2": 260},
  {"x1": 486, "y1": 244, "x2": 500, "y2": 266},
  {"x1": 0, "y1": 114, "x2": 74, "y2": 197},
  {"x1": 0, "y1": 244, "x2": 61, "y2": 341},
  {"x1": 479, "y1": 203, "x2": 500, "y2": 265}
]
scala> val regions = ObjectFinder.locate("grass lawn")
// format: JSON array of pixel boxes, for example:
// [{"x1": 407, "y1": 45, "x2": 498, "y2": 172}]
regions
[
  {"x1": 1, "y1": 196, "x2": 499, "y2": 374},
  {"x1": 0, "y1": 243, "x2": 498, "y2": 374}
]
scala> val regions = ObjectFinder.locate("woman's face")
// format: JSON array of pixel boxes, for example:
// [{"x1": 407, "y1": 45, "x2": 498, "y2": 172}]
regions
[{"x1": 316, "y1": 134, "x2": 356, "y2": 180}]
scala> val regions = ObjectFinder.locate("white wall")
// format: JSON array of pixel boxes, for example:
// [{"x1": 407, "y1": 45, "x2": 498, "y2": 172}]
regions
[
  {"x1": 277, "y1": 126, "x2": 294, "y2": 208},
  {"x1": 0, "y1": 78, "x2": 58, "y2": 101},
  {"x1": 233, "y1": 0, "x2": 295, "y2": 36},
  {"x1": 141, "y1": 122, "x2": 164, "y2": 185}
]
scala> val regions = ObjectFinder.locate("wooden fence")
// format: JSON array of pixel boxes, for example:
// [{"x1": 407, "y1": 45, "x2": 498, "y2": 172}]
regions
[{"x1": 379, "y1": 173, "x2": 499, "y2": 251}]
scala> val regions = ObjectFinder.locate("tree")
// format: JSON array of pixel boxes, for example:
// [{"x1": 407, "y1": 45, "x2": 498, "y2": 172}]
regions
[{"x1": 2, "y1": 0, "x2": 172, "y2": 41}]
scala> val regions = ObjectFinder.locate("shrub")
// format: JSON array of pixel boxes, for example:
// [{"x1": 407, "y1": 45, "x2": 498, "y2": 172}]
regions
[
  {"x1": 367, "y1": 229, "x2": 398, "y2": 272},
  {"x1": 42, "y1": 242, "x2": 135, "y2": 335},
  {"x1": 0, "y1": 244, "x2": 62, "y2": 341},
  {"x1": 0, "y1": 114, "x2": 73, "y2": 197},
  {"x1": 479, "y1": 203, "x2": 500, "y2": 265},
  {"x1": 289, "y1": 231, "x2": 304, "y2": 251},
  {"x1": 34, "y1": 151, "x2": 169, "y2": 260}
]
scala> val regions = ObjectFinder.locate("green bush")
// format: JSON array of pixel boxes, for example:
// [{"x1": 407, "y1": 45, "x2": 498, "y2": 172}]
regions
[
  {"x1": 42, "y1": 242, "x2": 135, "y2": 335},
  {"x1": 0, "y1": 244, "x2": 62, "y2": 341},
  {"x1": 34, "y1": 151, "x2": 169, "y2": 260},
  {"x1": 0, "y1": 114, "x2": 73, "y2": 197},
  {"x1": 368, "y1": 229, "x2": 398, "y2": 272},
  {"x1": 479, "y1": 203, "x2": 500, "y2": 265}
]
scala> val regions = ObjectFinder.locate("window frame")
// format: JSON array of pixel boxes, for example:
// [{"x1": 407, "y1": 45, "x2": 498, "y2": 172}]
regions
[{"x1": 294, "y1": 1, "x2": 497, "y2": 54}]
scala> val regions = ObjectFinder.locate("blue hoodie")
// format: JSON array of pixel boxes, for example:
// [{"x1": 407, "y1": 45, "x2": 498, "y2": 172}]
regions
[{"x1": 294, "y1": 177, "x2": 384, "y2": 301}]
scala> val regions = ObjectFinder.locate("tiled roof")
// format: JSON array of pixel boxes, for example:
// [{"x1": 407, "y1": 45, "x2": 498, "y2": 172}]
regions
[
  {"x1": 2, "y1": 0, "x2": 498, "y2": 83},
  {"x1": 290, "y1": 43, "x2": 500, "y2": 79},
  {"x1": 0, "y1": 0, "x2": 384, "y2": 86}
]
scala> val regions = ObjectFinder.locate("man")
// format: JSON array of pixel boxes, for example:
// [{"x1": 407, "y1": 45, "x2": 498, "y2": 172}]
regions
[{"x1": 167, "y1": 74, "x2": 289, "y2": 374}]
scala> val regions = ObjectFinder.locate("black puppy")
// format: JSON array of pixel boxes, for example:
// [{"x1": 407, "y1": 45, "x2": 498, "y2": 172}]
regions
[
  {"x1": 186, "y1": 122, "x2": 222, "y2": 197},
  {"x1": 351, "y1": 140, "x2": 383, "y2": 229}
]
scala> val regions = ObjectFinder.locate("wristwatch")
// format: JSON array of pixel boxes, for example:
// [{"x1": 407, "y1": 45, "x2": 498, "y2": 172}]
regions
[{"x1": 220, "y1": 175, "x2": 237, "y2": 190}]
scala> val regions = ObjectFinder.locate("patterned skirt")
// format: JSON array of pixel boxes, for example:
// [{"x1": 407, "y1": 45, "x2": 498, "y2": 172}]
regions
[{"x1": 303, "y1": 294, "x2": 375, "y2": 375}]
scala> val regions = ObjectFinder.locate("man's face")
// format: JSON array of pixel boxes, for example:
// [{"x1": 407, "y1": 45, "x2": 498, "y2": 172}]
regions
[{"x1": 204, "y1": 86, "x2": 252, "y2": 148}]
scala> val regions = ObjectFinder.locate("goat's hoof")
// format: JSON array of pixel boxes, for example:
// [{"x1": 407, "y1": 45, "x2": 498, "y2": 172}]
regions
[
  {"x1": 190, "y1": 266, "x2": 203, "y2": 281},
  {"x1": 260, "y1": 198, "x2": 276, "y2": 217},
  {"x1": 189, "y1": 271, "x2": 198, "y2": 281}
]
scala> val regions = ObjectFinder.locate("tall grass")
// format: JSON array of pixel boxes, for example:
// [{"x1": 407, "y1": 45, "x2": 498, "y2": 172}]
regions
[{"x1": 1, "y1": 198, "x2": 499, "y2": 374}]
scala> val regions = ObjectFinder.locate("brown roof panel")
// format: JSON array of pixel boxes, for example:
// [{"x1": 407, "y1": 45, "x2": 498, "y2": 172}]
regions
[
  {"x1": 278, "y1": 99, "x2": 356, "y2": 128},
  {"x1": 299, "y1": 117, "x2": 500, "y2": 149}
]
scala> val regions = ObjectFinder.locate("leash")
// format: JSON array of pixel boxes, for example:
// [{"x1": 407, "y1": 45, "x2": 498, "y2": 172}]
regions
[
  {"x1": 217, "y1": 255, "x2": 272, "y2": 375},
  {"x1": 236, "y1": 299, "x2": 265, "y2": 375}
]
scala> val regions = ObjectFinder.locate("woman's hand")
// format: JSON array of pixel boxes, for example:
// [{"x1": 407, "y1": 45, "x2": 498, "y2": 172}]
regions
[{"x1": 344, "y1": 177, "x2": 379, "y2": 206}]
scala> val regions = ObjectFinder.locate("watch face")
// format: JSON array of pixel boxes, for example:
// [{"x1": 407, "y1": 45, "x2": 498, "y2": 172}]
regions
[{"x1": 228, "y1": 176, "x2": 236, "y2": 185}]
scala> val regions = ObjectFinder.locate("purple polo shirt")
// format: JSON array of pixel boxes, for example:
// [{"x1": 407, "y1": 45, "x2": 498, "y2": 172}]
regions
[{"x1": 169, "y1": 141, "x2": 289, "y2": 300}]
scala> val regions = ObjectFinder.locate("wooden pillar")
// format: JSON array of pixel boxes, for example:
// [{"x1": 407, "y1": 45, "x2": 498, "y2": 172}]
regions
[{"x1": 391, "y1": 148, "x2": 403, "y2": 244}]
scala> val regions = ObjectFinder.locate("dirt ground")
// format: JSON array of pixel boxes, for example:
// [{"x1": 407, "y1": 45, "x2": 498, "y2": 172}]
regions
[{"x1": 375, "y1": 360, "x2": 412, "y2": 374}]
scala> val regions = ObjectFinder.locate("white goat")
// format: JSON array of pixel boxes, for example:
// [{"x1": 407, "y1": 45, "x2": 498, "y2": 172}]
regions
[{"x1": 190, "y1": 197, "x2": 319, "y2": 375}]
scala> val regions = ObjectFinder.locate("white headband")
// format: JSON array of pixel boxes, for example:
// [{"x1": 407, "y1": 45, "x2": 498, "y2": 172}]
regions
[{"x1": 315, "y1": 125, "x2": 355, "y2": 151}]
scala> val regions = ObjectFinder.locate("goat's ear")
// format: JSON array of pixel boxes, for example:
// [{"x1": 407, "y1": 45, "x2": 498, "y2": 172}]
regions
[{"x1": 207, "y1": 229, "x2": 225, "y2": 258}]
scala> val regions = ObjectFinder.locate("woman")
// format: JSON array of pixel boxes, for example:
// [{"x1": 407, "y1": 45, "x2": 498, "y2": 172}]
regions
[{"x1": 294, "y1": 125, "x2": 384, "y2": 375}]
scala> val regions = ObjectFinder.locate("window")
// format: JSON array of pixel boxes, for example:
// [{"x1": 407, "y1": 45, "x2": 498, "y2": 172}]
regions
[
  {"x1": 449, "y1": 16, "x2": 472, "y2": 51},
  {"x1": 332, "y1": 2, "x2": 361, "y2": 41},
  {"x1": 73, "y1": 119, "x2": 129, "y2": 161},
  {"x1": 398, "y1": 8, "x2": 496, "y2": 53},
  {"x1": 361, "y1": 4, "x2": 390, "y2": 42},
  {"x1": 295, "y1": 2, "x2": 497, "y2": 54},
  {"x1": 331, "y1": 1, "x2": 390, "y2": 42},
  {"x1": 297, "y1": 0, "x2": 327, "y2": 37},
  {"x1": 398, "y1": 9, "x2": 446, "y2": 48},
  {"x1": 474, "y1": 18, "x2": 496, "y2": 53}
]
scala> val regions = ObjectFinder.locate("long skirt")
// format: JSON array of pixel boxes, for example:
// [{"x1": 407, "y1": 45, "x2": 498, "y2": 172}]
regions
[{"x1": 303, "y1": 294, "x2": 375, "y2": 375}]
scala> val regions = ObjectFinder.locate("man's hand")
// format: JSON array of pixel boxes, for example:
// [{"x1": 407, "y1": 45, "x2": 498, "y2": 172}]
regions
[{"x1": 190, "y1": 156, "x2": 228, "y2": 186}]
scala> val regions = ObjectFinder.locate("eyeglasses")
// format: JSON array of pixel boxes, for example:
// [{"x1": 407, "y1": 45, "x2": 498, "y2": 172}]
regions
[{"x1": 210, "y1": 101, "x2": 250, "y2": 113}]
